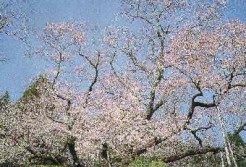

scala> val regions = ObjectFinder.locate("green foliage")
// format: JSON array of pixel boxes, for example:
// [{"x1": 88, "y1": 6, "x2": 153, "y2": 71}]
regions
[
  {"x1": 19, "y1": 75, "x2": 48, "y2": 103},
  {"x1": 0, "y1": 91, "x2": 10, "y2": 106},
  {"x1": 238, "y1": 159, "x2": 246, "y2": 167},
  {"x1": 30, "y1": 165, "x2": 62, "y2": 167},
  {"x1": 230, "y1": 134, "x2": 245, "y2": 147},
  {"x1": 16, "y1": 75, "x2": 49, "y2": 111},
  {"x1": 228, "y1": 133, "x2": 246, "y2": 167},
  {"x1": 128, "y1": 157, "x2": 168, "y2": 167}
]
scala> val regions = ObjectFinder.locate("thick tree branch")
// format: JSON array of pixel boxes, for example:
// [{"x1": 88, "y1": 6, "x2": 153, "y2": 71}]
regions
[
  {"x1": 152, "y1": 98, "x2": 165, "y2": 113},
  {"x1": 56, "y1": 93, "x2": 71, "y2": 112},
  {"x1": 46, "y1": 115, "x2": 64, "y2": 125},
  {"x1": 232, "y1": 122, "x2": 246, "y2": 137},
  {"x1": 194, "y1": 102, "x2": 216, "y2": 108},
  {"x1": 68, "y1": 137, "x2": 84, "y2": 167},
  {"x1": 25, "y1": 146, "x2": 61, "y2": 165},
  {"x1": 223, "y1": 69, "x2": 246, "y2": 94},
  {"x1": 79, "y1": 51, "x2": 101, "y2": 106},
  {"x1": 185, "y1": 81, "x2": 216, "y2": 127},
  {"x1": 128, "y1": 139, "x2": 222, "y2": 165},
  {"x1": 146, "y1": 68, "x2": 164, "y2": 120},
  {"x1": 229, "y1": 84, "x2": 246, "y2": 89},
  {"x1": 162, "y1": 147, "x2": 222, "y2": 163},
  {"x1": 189, "y1": 125, "x2": 213, "y2": 147},
  {"x1": 132, "y1": 137, "x2": 162, "y2": 156},
  {"x1": 185, "y1": 90, "x2": 202, "y2": 125},
  {"x1": 52, "y1": 52, "x2": 63, "y2": 88}
]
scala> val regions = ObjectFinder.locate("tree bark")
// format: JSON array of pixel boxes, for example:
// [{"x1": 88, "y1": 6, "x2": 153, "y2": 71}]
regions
[
  {"x1": 68, "y1": 139, "x2": 84, "y2": 167},
  {"x1": 162, "y1": 147, "x2": 222, "y2": 163}
]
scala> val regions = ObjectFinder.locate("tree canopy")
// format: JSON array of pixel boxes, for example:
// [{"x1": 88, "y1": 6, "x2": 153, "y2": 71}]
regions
[{"x1": 0, "y1": 0, "x2": 245, "y2": 166}]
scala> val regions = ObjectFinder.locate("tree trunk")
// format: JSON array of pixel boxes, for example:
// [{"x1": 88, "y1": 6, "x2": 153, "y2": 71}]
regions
[{"x1": 68, "y1": 139, "x2": 84, "y2": 167}]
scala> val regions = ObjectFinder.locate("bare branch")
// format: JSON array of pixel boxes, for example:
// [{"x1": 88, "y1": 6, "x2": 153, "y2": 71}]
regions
[
  {"x1": 52, "y1": 52, "x2": 63, "y2": 88},
  {"x1": 188, "y1": 125, "x2": 213, "y2": 147},
  {"x1": 56, "y1": 93, "x2": 71, "y2": 112},
  {"x1": 79, "y1": 51, "x2": 101, "y2": 106},
  {"x1": 146, "y1": 68, "x2": 164, "y2": 120}
]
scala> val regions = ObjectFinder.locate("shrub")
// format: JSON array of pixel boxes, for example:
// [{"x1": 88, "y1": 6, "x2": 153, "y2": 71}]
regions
[{"x1": 128, "y1": 157, "x2": 168, "y2": 167}]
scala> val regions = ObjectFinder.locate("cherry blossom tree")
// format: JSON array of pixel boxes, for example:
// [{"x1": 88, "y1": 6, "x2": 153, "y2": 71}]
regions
[
  {"x1": 1, "y1": 0, "x2": 245, "y2": 166},
  {"x1": 102, "y1": 0, "x2": 245, "y2": 165}
]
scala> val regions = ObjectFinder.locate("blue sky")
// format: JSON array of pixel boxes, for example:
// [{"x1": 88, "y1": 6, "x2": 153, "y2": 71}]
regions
[
  {"x1": 0, "y1": 0, "x2": 245, "y2": 100},
  {"x1": 0, "y1": 0, "x2": 121, "y2": 100}
]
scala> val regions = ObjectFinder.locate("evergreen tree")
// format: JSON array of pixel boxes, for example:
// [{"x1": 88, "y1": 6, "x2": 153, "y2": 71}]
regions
[{"x1": 0, "y1": 91, "x2": 10, "y2": 109}]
